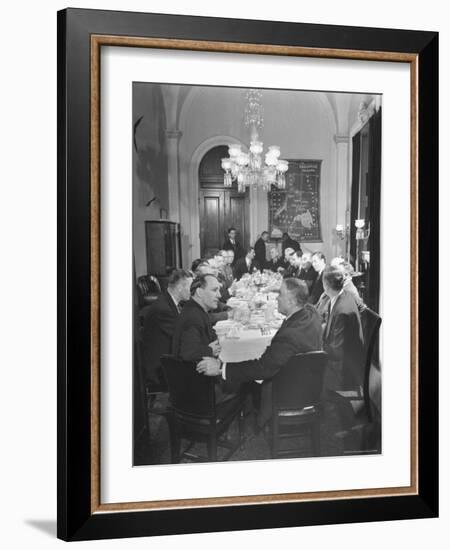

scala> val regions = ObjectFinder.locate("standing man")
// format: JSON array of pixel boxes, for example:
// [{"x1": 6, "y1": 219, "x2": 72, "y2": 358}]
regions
[
  {"x1": 322, "y1": 266, "x2": 364, "y2": 391},
  {"x1": 309, "y1": 251, "x2": 326, "y2": 305},
  {"x1": 254, "y1": 231, "x2": 269, "y2": 269},
  {"x1": 222, "y1": 227, "x2": 245, "y2": 265},
  {"x1": 233, "y1": 246, "x2": 260, "y2": 280},
  {"x1": 141, "y1": 269, "x2": 193, "y2": 387}
]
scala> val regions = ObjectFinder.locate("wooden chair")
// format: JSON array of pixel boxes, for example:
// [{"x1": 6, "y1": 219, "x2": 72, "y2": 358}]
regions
[
  {"x1": 335, "y1": 307, "x2": 382, "y2": 421},
  {"x1": 136, "y1": 274, "x2": 161, "y2": 308},
  {"x1": 271, "y1": 351, "x2": 327, "y2": 459},
  {"x1": 334, "y1": 307, "x2": 382, "y2": 453},
  {"x1": 161, "y1": 355, "x2": 246, "y2": 463}
]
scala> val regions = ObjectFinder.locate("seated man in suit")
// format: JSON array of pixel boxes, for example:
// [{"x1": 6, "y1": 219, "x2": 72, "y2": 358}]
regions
[
  {"x1": 141, "y1": 269, "x2": 193, "y2": 388},
  {"x1": 279, "y1": 246, "x2": 294, "y2": 271},
  {"x1": 196, "y1": 279, "x2": 323, "y2": 422},
  {"x1": 233, "y1": 246, "x2": 260, "y2": 280},
  {"x1": 205, "y1": 249, "x2": 233, "y2": 302},
  {"x1": 191, "y1": 261, "x2": 230, "y2": 322},
  {"x1": 282, "y1": 249, "x2": 297, "y2": 278},
  {"x1": 321, "y1": 266, "x2": 364, "y2": 392},
  {"x1": 289, "y1": 250, "x2": 303, "y2": 278},
  {"x1": 172, "y1": 274, "x2": 221, "y2": 361},
  {"x1": 308, "y1": 251, "x2": 326, "y2": 305},
  {"x1": 266, "y1": 246, "x2": 284, "y2": 273},
  {"x1": 317, "y1": 260, "x2": 366, "y2": 326},
  {"x1": 330, "y1": 257, "x2": 365, "y2": 311},
  {"x1": 219, "y1": 249, "x2": 234, "y2": 290},
  {"x1": 172, "y1": 274, "x2": 235, "y2": 403},
  {"x1": 299, "y1": 252, "x2": 317, "y2": 291}
]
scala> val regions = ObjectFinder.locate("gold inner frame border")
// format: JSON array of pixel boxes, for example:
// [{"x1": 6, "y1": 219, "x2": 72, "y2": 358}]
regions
[{"x1": 89, "y1": 35, "x2": 419, "y2": 514}]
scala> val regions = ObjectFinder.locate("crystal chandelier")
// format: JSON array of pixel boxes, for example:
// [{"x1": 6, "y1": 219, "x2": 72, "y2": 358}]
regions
[{"x1": 221, "y1": 90, "x2": 288, "y2": 193}]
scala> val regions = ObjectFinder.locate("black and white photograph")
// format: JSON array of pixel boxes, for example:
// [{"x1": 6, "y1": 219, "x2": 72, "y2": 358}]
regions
[{"x1": 132, "y1": 83, "x2": 383, "y2": 465}]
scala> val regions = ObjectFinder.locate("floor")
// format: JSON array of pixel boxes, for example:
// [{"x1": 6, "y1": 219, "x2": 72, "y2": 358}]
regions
[{"x1": 134, "y1": 391, "x2": 381, "y2": 466}]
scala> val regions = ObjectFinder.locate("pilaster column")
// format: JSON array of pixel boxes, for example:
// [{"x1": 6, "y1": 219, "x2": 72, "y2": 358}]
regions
[
  {"x1": 166, "y1": 129, "x2": 183, "y2": 222},
  {"x1": 334, "y1": 134, "x2": 350, "y2": 258}
]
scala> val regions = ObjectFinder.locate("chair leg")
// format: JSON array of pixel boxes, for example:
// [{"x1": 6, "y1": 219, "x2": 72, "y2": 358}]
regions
[
  {"x1": 271, "y1": 415, "x2": 279, "y2": 459},
  {"x1": 167, "y1": 418, "x2": 181, "y2": 463},
  {"x1": 238, "y1": 410, "x2": 245, "y2": 451},
  {"x1": 311, "y1": 419, "x2": 321, "y2": 456},
  {"x1": 207, "y1": 433, "x2": 217, "y2": 462}
]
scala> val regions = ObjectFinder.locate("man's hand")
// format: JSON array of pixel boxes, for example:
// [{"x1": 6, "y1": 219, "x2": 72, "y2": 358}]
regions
[
  {"x1": 208, "y1": 339, "x2": 221, "y2": 357},
  {"x1": 197, "y1": 357, "x2": 222, "y2": 376}
]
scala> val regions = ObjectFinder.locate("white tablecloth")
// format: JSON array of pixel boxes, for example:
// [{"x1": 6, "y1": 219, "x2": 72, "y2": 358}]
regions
[{"x1": 219, "y1": 328, "x2": 275, "y2": 363}]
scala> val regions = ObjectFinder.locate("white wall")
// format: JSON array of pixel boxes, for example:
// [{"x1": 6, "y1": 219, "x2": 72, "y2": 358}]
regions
[
  {"x1": 1, "y1": 2, "x2": 447, "y2": 550},
  {"x1": 135, "y1": 84, "x2": 369, "y2": 269}
]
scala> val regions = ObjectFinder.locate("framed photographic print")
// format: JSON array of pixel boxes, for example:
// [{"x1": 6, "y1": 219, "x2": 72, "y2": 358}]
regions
[{"x1": 57, "y1": 8, "x2": 438, "y2": 541}]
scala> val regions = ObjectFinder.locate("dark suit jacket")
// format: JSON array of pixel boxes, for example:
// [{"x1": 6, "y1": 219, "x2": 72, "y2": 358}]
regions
[
  {"x1": 308, "y1": 271, "x2": 324, "y2": 305},
  {"x1": 299, "y1": 265, "x2": 317, "y2": 291},
  {"x1": 254, "y1": 238, "x2": 267, "y2": 268},
  {"x1": 172, "y1": 298, "x2": 235, "y2": 403},
  {"x1": 233, "y1": 257, "x2": 260, "y2": 280},
  {"x1": 322, "y1": 291, "x2": 364, "y2": 390},
  {"x1": 142, "y1": 291, "x2": 180, "y2": 385},
  {"x1": 225, "y1": 304, "x2": 323, "y2": 386},
  {"x1": 222, "y1": 238, "x2": 245, "y2": 264},
  {"x1": 282, "y1": 237, "x2": 302, "y2": 255},
  {"x1": 282, "y1": 264, "x2": 298, "y2": 279},
  {"x1": 220, "y1": 265, "x2": 234, "y2": 288},
  {"x1": 266, "y1": 257, "x2": 284, "y2": 272},
  {"x1": 172, "y1": 299, "x2": 215, "y2": 362}
]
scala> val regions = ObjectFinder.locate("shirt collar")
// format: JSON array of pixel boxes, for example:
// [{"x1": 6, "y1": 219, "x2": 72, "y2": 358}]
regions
[{"x1": 167, "y1": 289, "x2": 179, "y2": 307}]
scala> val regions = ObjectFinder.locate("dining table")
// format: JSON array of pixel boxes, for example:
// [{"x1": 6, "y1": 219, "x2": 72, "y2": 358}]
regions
[{"x1": 214, "y1": 270, "x2": 285, "y2": 365}]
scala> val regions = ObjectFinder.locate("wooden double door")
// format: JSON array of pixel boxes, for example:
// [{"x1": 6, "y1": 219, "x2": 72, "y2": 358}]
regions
[{"x1": 199, "y1": 188, "x2": 249, "y2": 257}]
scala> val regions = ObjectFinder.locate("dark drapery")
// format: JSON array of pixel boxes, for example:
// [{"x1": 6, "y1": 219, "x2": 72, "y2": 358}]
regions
[
  {"x1": 350, "y1": 132, "x2": 361, "y2": 264},
  {"x1": 133, "y1": 258, "x2": 149, "y2": 463},
  {"x1": 367, "y1": 107, "x2": 382, "y2": 311},
  {"x1": 349, "y1": 108, "x2": 382, "y2": 313}
]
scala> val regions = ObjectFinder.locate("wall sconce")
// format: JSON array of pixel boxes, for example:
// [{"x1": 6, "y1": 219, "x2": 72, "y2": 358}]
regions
[
  {"x1": 355, "y1": 219, "x2": 370, "y2": 240},
  {"x1": 335, "y1": 223, "x2": 346, "y2": 240}
]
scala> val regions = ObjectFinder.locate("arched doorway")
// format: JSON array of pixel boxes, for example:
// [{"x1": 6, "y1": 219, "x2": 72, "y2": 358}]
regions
[{"x1": 198, "y1": 145, "x2": 250, "y2": 257}]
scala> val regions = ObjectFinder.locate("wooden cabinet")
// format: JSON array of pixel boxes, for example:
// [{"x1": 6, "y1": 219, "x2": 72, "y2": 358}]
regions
[{"x1": 145, "y1": 220, "x2": 181, "y2": 277}]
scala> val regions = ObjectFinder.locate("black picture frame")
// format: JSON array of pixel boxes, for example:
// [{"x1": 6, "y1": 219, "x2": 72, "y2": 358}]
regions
[{"x1": 57, "y1": 8, "x2": 438, "y2": 541}]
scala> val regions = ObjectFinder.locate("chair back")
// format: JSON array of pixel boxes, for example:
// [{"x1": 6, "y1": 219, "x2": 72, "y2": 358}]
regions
[
  {"x1": 136, "y1": 275, "x2": 162, "y2": 308},
  {"x1": 360, "y1": 308, "x2": 382, "y2": 421},
  {"x1": 137, "y1": 274, "x2": 161, "y2": 295},
  {"x1": 161, "y1": 355, "x2": 215, "y2": 418},
  {"x1": 360, "y1": 307, "x2": 382, "y2": 364},
  {"x1": 272, "y1": 351, "x2": 327, "y2": 411}
]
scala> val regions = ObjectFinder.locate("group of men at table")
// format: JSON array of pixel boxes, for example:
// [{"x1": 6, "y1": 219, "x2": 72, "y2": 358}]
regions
[{"x1": 141, "y1": 228, "x2": 366, "y2": 420}]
